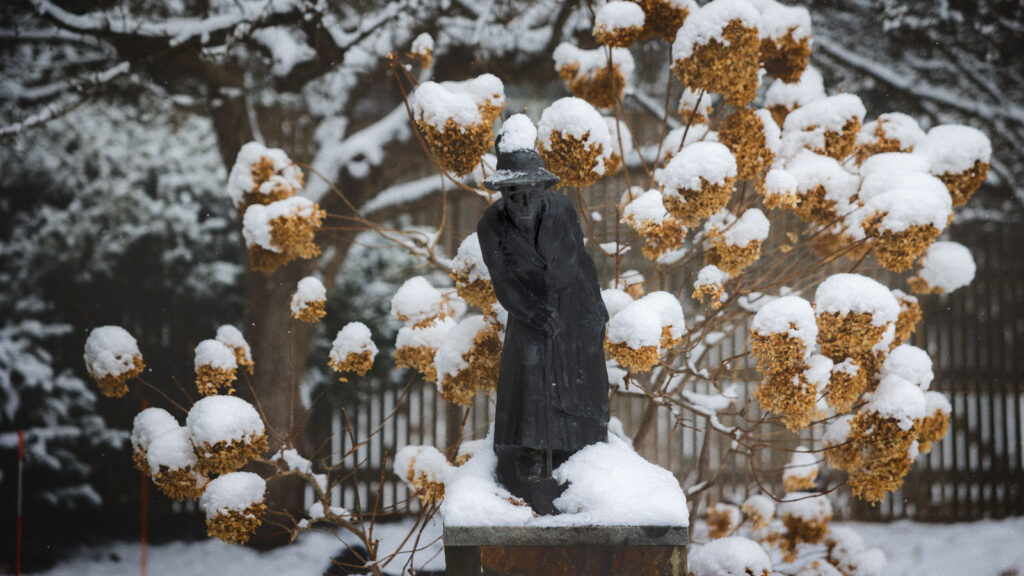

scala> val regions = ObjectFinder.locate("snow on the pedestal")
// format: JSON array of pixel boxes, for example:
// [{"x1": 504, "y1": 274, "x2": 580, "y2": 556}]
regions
[
  {"x1": 146, "y1": 426, "x2": 198, "y2": 473},
  {"x1": 412, "y1": 74, "x2": 505, "y2": 131},
  {"x1": 201, "y1": 472, "x2": 266, "y2": 516},
  {"x1": 242, "y1": 196, "x2": 318, "y2": 252},
  {"x1": 915, "y1": 241, "x2": 976, "y2": 293},
  {"x1": 672, "y1": 0, "x2": 761, "y2": 60},
  {"x1": 537, "y1": 96, "x2": 613, "y2": 174},
  {"x1": 496, "y1": 114, "x2": 537, "y2": 153},
  {"x1": 925, "y1": 390, "x2": 952, "y2": 415},
  {"x1": 330, "y1": 322, "x2": 378, "y2": 364},
  {"x1": 784, "y1": 150, "x2": 858, "y2": 213},
  {"x1": 290, "y1": 276, "x2": 326, "y2": 315},
  {"x1": 658, "y1": 141, "x2": 737, "y2": 191},
  {"x1": 750, "y1": 295, "x2": 817, "y2": 354},
  {"x1": 857, "y1": 112, "x2": 925, "y2": 150},
  {"x1": 678, "y1": 88, "x2": 712, "y2": 119},
  {"x1": 864, "y1": 376, "x2": 926, "y2": 431},
  {"x1": 779, "y1": 491, "x2": 832, "y2": 521},
  {"x1": 194, "y1": 339, "x2": 237, "y2": 371},
  {"x1": 596, "y1": 1, "x2": 645, "y2": 30},
  {"x1": 688, "y1": 536, "x2": 771, "y2": 576},
  {"x1": 823, "y1": 414, "x2": 854, "y2": 446},
  {"x1": 187, "y1": 395, "x2": 264, "y2": 446},
  {"x1": 695, "y1": 264, "x2": 729, "y2": 287},
  {"x1": 132, "y1": 408, "x2": 179, "y2": 453},
  {"x1": 784, "y1": 446, "x2": 819, "y2": 481},
  {"x1": 862, "y1": 187, "x2": 951, "y2": 232},
  {"x1": 391, "y1": 276, "x2": 445, "y2": 324},
  {"x1": 227, "y1": 142, "x2": 302, "y2": 207},
  {"x1": 623, "y1": 189, "x2": 671, "y2": 225},
  {"x1": 215, "y1": 326, "x2": 252, "y2": 364},
  {"x1": 552, "y1": 43, "x2": 635, "y2": 85},
  {"x1": 748, "y1": 0, "x2": 811, "y2": 39},
  {"x1": 880, "y1": 344, "x2": 933, "y2": 391},
  {"x1": 705, "y1": 208, "x2": 769, "y2": 246},
  {"x1": 765, "y1": 66, "x2": 825, "y2": 111},
  {"x1": 434, "y1": 315, "x2": 488, "y2": 382},
  {"x1": 915, "y1": 124, "x2": 992, "y2": 175},
  {"x1": 814, "y1": 273, "x2": 900, "y2": 326},
  {"x1": 84, "y1": 325, "x2": 142, "y2": 379},
  {"x1": 601, "y1": 288, "x2": 634, "y2": 318}
]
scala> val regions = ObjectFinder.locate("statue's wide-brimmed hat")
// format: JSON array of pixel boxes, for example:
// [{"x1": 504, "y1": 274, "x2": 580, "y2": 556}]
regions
[{"x1": 483, "y1": 140, "x2": 560, "y2": 192}]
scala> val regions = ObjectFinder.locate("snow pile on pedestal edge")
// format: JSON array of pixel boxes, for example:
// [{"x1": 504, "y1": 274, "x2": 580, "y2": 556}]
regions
[{"x1": 441, "y1": 432, "x2": 689, "y2": 528}]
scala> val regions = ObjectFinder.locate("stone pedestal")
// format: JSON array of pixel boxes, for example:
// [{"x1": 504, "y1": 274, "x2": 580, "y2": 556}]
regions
[{"x1": 443, "y1": 525, "x2": 688, "y2": 576}]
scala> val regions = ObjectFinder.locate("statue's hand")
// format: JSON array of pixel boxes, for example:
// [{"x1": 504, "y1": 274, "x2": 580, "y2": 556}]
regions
[{"x1": 542, "y1": 310, "x2": 561, "y2": 336}]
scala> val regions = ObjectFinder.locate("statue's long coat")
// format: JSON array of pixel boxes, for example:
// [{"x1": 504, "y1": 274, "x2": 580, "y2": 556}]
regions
[{"x1": 477, "y1": 192, "x2": 609, "y2": 453}]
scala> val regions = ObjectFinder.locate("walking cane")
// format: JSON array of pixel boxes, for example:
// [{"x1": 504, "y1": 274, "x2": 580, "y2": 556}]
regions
[{"x1": 544, "y1": 335, "x2": 554, "y2": 478}]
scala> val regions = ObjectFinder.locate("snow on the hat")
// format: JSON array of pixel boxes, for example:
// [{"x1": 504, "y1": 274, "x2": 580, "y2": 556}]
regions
[
  {"x1": 705, "y1": 208, "x2": 769, "y2": 246},
  {"x1": 596, "y1": 1, "x2": 646, "y2": 29},
  {"x1": 823, "y1": 414, "x2": 854, "y2": 446},
  {"x1": 623, "y1": 189, "x2": 671, "y2": 225},
  {"x1": 764, "y1": 66, "x2": 825, "y2": 111},
  {"x1": 412, "y1": 74, "x2": 505, "y2": 131},
  {"x1": 672, "y1": 0, "x2": 762, "y2": 61},
  {"x1": 290, "y1": 276, "x2": 326, "y2": 315},
  {"x1": 784, "y1": 150, "x2": 858, "y2": 213},
  {"x1": 411, "y1": 32, "x2": 433, "y2": 56},
  {"x1": 862, "y1": 187, "x2": 952, "y2": 232},
  {"x1": 765, "y1": 167, "x2": 798, "y2": 197},
  {"x1": 187, "y1": 395, "x2": 264, "y2": 446},
  {"x1": 778, "y1": 491, "x2": 832, "y2": 521},
  {"x1": 688, "y1": 536, "x2": 771, "y2": 576},
  {"x1": 925, "y1": 390, "x2": 952, "y2": 415},
  {"x1": 640, "y1": 291, "x2": 686, "y2": 341},
  {"x1": 814, "y1": 273, "x2": 900, "y2": 326},
  {"x1": 391, "y1": 276, "x2": 445, "y2": 324},
  {"x1": 805, "y1": 354, "x2": 834, "y2": 390},
  {"x1": 330, "y1": 322, "x2": 378, "y2": 364},
  {"x1": 679, "y1": 88, "x2": 712, "y2": 119},
  {"x1": 742, "y1": 494, "x2": 775, "y2": 521},
  {"x1": 434, "y1": 315, "x2": 488, "y2": 382},
  {"x1": 756, "y1": 108, "x2": 782, "y2": 153},
  {"x1": 452, "y1": 233, "x2": 490, "y2": 282},
  {"x1": 551, "y1": 434, "x2": 688, "y2": 525},
  {"x1": 695, "y1": 264, "x2": 729, "y2": 287},
  {"x1": 604, "y1": 116, "x2": 633, "y2": 155},
  {"x1": 784, "y1": 446, "x2": 819, "y2": 482},
  {"x1": 751, "y1": 295, "x2": 817, "y2": 353},
  {"x1": 194, "y1": 339, "x2": 237, "y2": 371},
  {"x1": 915, "y1": 124, "x2": 992, "y2": 175},
  {"x1": 146, "y1": 426, "x2": 197, "y2": 473},
  {"x1": 881, "y1": 344, "x2": 933, "y2": 390},
  {"x1": 84, "y1": 325, "x2": 142, "y2": 379},
  {"x1": 201, "y1": 471, "x2": 266, "y2": 516},
  {"x1": 215, "y1": 325, "x2": 252, "y2": 363},
  {"x1": 226, "y1": 142, "x2": 302, "y2": 207},
  {"x1": 865, "y1": 375, "x2": 926, "y2": 430},
  {"x1": 132, "y1": 408, "x2": 179, "y2": 452},
  {"x1": 857, "y1": 112, "x2": 925, "y2": 150},
  {"x1": 658, "y1": 141, "x2": 737, "y2": 192},
  {"x1": 601, "y1": 288, "x2": 634, "y2": 318},
  {"x1": 916, "y1": 241, "x2": 976, "y2": 293},
  {"x1": 241, "y1": 196, "x2": 319, "y2": 252},
  {"x1": 781, "y1": 94, "x2": 866, "y2": 156},
  {"x1": 607, "y1": 298, "x2": 664, "y2": 349},
  {"x1": 537, "y1": 96, "x2": 614, "y2": 174},
  {"x1": 497, "y1": 114, "x2": 537, "y2": 153},
  {"x1": 748, "y1": 0, "x2": 811, "y2": 39}
]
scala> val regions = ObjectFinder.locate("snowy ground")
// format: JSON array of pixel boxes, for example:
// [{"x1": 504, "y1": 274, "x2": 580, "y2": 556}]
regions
[{"x1": 26, "y1": 517, "x2": 1024, "y2": 576}]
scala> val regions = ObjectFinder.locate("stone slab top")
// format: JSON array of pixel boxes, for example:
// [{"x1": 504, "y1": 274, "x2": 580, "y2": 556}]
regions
[{"x1": 442, "y1": 525, "x2": 689, "y2": 547}]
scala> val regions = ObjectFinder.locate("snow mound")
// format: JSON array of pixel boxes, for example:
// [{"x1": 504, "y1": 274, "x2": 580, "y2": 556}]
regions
[
  {"x1": 201, "y1": 471, "x2": 266, "y2": 516},
  {"x1": 290, "y1": 276, "x2": 326, "y2": 315},
  {"x1": 537, "y1": 96, "x2": 614, "y2": 173},
  {"x1": 215, "y1": 326, "x2": 252, "y2": 363},
  {"x1": 194, "y1": 339, "x2": 237, "y2": 371},
  {"x1": 862, "y1": 187, "x2": 951, "y2": 232},
  {"x1": 187, "y1": 395, "x2": 264, "y2": 446},
  {"x1": 84, "y1": 325, "x2": 142, "y2": 379},
  {"x1": 751, "y1": 295, "x2": 817, "y2": 353},
  {"x1": 330, "y1": 322, "x2": 378, "y2": 363},
  {"x1": 241, "y1": 196, "x2": 318, "y2": 252},
  {"x1": 601, "y1": 288, "x2": 634, "y2": 318},
  {"x1": 778, "y1": 491, "x2": 832, "y2": 521},
  {"x1": 146, "y1": 426, "x2": 197, "y2": 473},
  {"x1": 658, "y1": 141, "x2": 737, "y2": 190},
  {"x1": 226, "y1": 142, "x2": 302, "y2": 207},
  {"x1": 412, "y1": 74, "x2": 505, "y2": 131},
  {"x1": 391, "y1": 276, "x2": 445, "y2": 324},
  {"x1": 915, "y1": 241, "x2": 975, "y2": 293},
  {"x1": 672, "y1": 0, "x2": 761, "y2": 60},
  {"x1": 765, "y1": 66, "x2": 825, "y2": 110},
  {"x1": 916, "y1": 124, "x2": 992, "y2": 174},
  {"x1": 595, "y1": 1, "x2": 645, "y2": 30},
  {"x1": 880, "y1": 344, "x2": 933, "y2": 390},
  {"x1": 814, "y1": 273, "x2": 899, "y2": 326},
  {"x1": 132, "y1": 408, "x2": 180, "y2": 452},
  {"x1": 865, "y1": 376, "x2": 926, "y2": 431},
  {"x1": 623, "y1": 189, "x2": 671, "y2": 225},
  {"x1": 925, "y1": 390, "x2": 952, "y2": 415}
]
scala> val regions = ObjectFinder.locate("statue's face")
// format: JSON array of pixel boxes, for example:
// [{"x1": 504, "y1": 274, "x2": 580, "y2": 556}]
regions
[{"x1": 507, "y1": 185, "x2": 542, "y2": 221}]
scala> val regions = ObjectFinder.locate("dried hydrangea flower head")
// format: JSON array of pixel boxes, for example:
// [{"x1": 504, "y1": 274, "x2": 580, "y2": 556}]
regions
[
  {"x1": 187, "y1": 395, "x2": 268, "y2": 476},
  {"x1": 678, "y1": 88, "x2": 713, "y2": 125},
  {"x1": 860, "y1": 186, "x2": 951, "y2": 272},
  {"x1": 412, "y1": 74, "x2": 505, "y2": 176},
  {"x1": 593, "y1": 1, "x2": 646, "y2": 47},
  {"x1": 603, "y1": 116, "x2": 633, "y2": 176},
  {"x1": 750, "y1": 295, "x2": 817, "y2": 377},
  {"x1": 84, "y1": 325, "x2": 145, "y2": 398},
  {"x1": 553, "y1": 43, "x2": 635, "y2": 109},
  {"x1": 854, "y1": 112, "x2": 926, "y2": 164},
  {"x1": 706, "y1": 502, "x2": 742, "y2": 539},
  {"x1": 395, "y1": 317, "x2": 456, "y2": 383},
  {"x1": 718, "y1": 108, "x2": 781, "y2": 190},
  {"x1": 783, "y1": 446, "x2": 819, "y2": 492},
  {"x1": 215, "y1": 325, "x2": 253, "y2": 374},
  {"x1": 907, "y1": 240, "x2": 976, "y2": 294},
  {"x1": 640, "y1": 0, "x2": 697, "y2": 41},
  {"x1": 762, "y1": 168, "x2": 799, "y2": 210},
  {"x1": 918, "y1": 391, "x2": 952, "y2": 454},
  {"x1": 641, "y1": 291, "x2": 686, "y2": 350},
  {"x1": 226, "y1": 142, "x2": 304, "y2": 211},
  {"x1": 434, "y1": 315, "x2": 502, "y2": 406},
  {"x1": 394, "y1": 445, "x2": 454, "y2": 504},
  {"x1": 825, "y1": 357, "x2": 864, "y2": 413},
  {"x1": 537, "y1": 97, "x2": 613, "y2": 187},
  {"x1": 290, "y1": 276, "x2": 327, "y2": 323},
  {"x1": 409, "y1": 32, "x2": 434, "y2": 68},
  {"x1": 131, "y1": 407, "x2": 179, "y2": 476},
  {"x1": 242, "y1": 196, "x2": 325, "y2": 273},
  {"x1": 890, "y1": 290, "x2": 922, "y2": 347},
  {"x1": 672, "y1": 0, "x2": 763, "y2": 106},
  {"x1": 692, "y1": 264, "x2": 729, "y2": 309},
  {"x1": 764, "y1": 66, "x2": 825, "y2": 127},
  {"x1": 754, "y1": 372, "x2": 820, "y2": 432},
  {"x1": 391, "y1": 276, "x2": 452, "y2": 327},
  {"x1": 611, "y1": 269, "x2": 646, "y2": 298},
  {"x1": 328, "y1": 322, "x2": 379, "y2": 381},
  {"x1": 688, "y1": 535, "x2": 772, "y2": 576},
  {"x1": 657, "y1": 141, "x2": 737, "y2": 225},
  {"x1": 146, "y1": 426, "x2": 208, "y2": 500},
  {"x1": 741, "y1": 494, "x2": 775, "y2": 530},
  {"x1": 622, "y1": 189, "x2": 687, "y2": 260},
  {"x1": 829, "y1": 539, "x2": 886, "y2": 576},
  {"x1": 702, "y1": 208, "x2": 770, "y2": 275},
  {"x1": 605, "y1": 295, "x2": 667, "y2": 372},
  {"x1": 781, "y1": 94, "x2": 866, "y2": 161},
  {"x1": 750, "y1": 0, "x2": 812, "y2": 83},
  {"x1": 915, "y1": 124, "x2": 992, "y2": 207},
  {"x1": 778, "y1": 492, "x2": 832, "y2": 561},
  {"x1": 451, "y1": 232, "x2": 496, "y2": 313},
  {"x1": 784, "y1": 151, "x2": 860, "y2": 229},
  {"x1": 814, "y1": 273, "x2": 899, "y2": 362},
  {"x1": 201, "y1": 472, "x2": 266, "y2": 545},
  {"x1": 194, "y1": 339, "x2": 238, "y2": 396}
]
